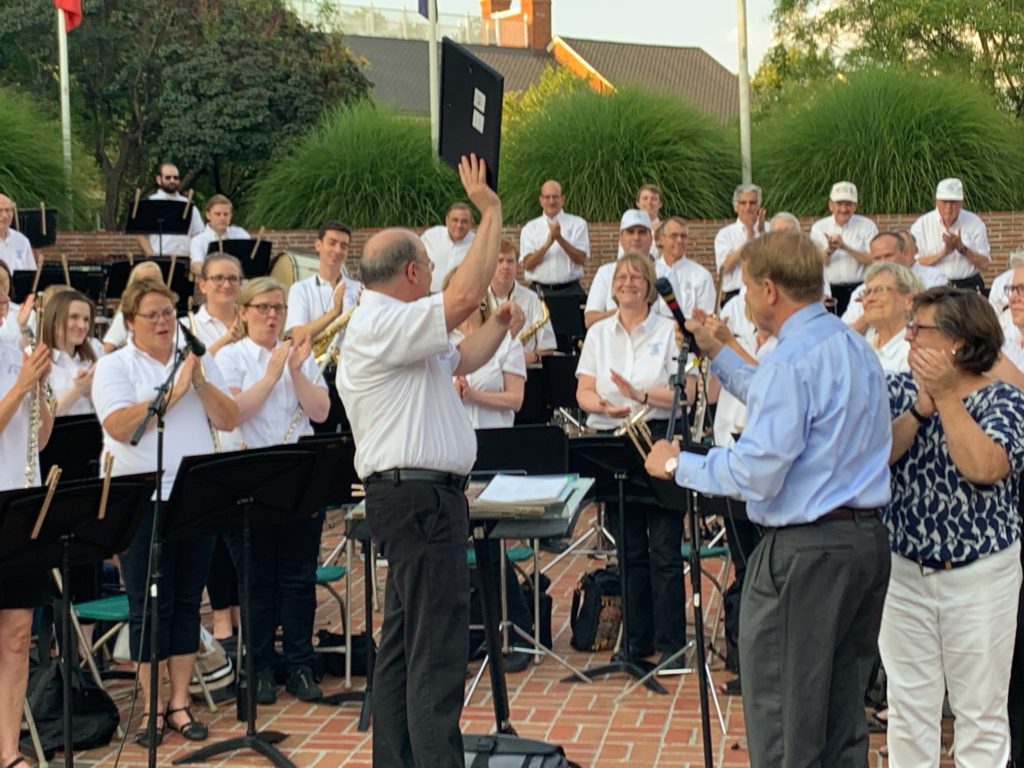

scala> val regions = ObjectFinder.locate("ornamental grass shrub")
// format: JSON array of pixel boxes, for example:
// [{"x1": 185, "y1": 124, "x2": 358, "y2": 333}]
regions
[
  {"x1": 0, "y1": 88, "x2": 100, "y2": 229},
  {"x1": 250, "y1": 102, "x2": 463, "y2": 229},
  {"x1": 753, "y1": 68, "x2": 1024, "y2": 216},
  {"x1": 500, "y1": 85, "x2": 738, "y2": 224}
]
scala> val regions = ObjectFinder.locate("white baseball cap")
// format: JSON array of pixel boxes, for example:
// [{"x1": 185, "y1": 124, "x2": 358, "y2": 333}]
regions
[
  {"x1": 829, "y1": 181, "x2": 858, "y2": 203},
  {"x1": 936, "y1": 178, "x2": 964, "y2": 201},
  {"x1": 619, "y1": 209, "x2": 652, "y2": 231}
]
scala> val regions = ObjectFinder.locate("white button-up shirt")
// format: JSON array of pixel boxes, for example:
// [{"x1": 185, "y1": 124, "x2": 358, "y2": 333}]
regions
[
  {"x1": 93, "y1": 340, "x2": 228, "y2": 498},
  {"x1": 719, "y1": 289, "x2": 756, "y2": 343},
  {"x1": 842, "y1": 263, "x2": 948, "y2": 326},
  {"x1": 520, "y1": 211, "x2": 590, "y2": 285},
  {"x1": 715, "y1": 220, "x2": 762, "y2": 293},
  {"x1": 337, "y1": 290, "x2": 476, "y2": 478},
  {"x1": 0, "y1": 340, "x2": 36, "y2": 490},
  {"x1": 451, "y1": 330, "x2": 526, "y2": 429},
  {"x1": 910, "y1": 208, "x2": 990, "y2": 280},
  {"x1": 189, "y1": 224, "x2": 250, "y2": 270},
  {"x1": 656, "y1": 255, "x2": 716, "y2": 315},
  {"x1": 146, "y1": 190, "x2": 204, "y2": 256},
  {"x1": 989, "y1": 267, "x2": 1014, "y2": 317},
  {"x1": 421, "y1": 226, "x2": 475, "y2": 293},
  {"x1": 810, "y1": 213, "x2": 879, "y2": 285},
  {"x1": 191, "y1": 305, "x2": 229, "y2": 349},
  {"x1": 102, "y1": 311, "x2": 128, "y2": 350},
  {"x1": 217, "y1": 337, "x2": 324, "y2": 447},
  {"x1": 0, "y1": 303, "x2": 34, "y2": 346},
  {"x1": 865, "y1": 327, "x2": 910, "y2": 373},
  {"x1": 48, "y1": 339, "x2": 104, "y2": 416},
  {"x1": 0, "y1": 228, "x2": 35, "y2": 271},
  {"x1": 1003, "y1": 323, "x2": 1024, "y2": 371},
  {"x1": 712, "y1": 334, "x2": 777, "y2": 448},
  {"x1": 486, "y1": 283, "x2": 555, "y2": 356},
  {"x1": 575, "y1": 311, "x2": 678, "y2": 431},
  {"x1": 285, "y1": 273, "x2": 362, "y2": 333}
]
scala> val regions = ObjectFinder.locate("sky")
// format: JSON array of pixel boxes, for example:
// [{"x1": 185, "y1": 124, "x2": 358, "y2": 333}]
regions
[{"x1": 433, "y1": 0, "x2": 778, "y2": 73}]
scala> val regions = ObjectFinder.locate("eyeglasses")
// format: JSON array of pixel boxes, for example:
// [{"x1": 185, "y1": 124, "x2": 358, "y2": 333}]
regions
[
  {"x1": 205, "y1": 274, "x2": 241, "y2": 285},
  {"x1": 861, "y1": 285, "x2": 898, "y2": 298},
  {"x1": 161, "y1": 175, "x2": 180, "y2": 180},
  {"x1": 246, "y1": 302, "x2": 286, "y2": 315},
  {"x1": 135, "y1": 308, "x2": 176, "y2": 323},
  {"x1": 414, "y1": 259, "x2": 435, "y2": 272},
  {"x1": 1004, "y1": 284, "x2": 1024, "y2": 297},
  {"x1": 906, "y1": 319, "x2": 941, "y2": 338}
]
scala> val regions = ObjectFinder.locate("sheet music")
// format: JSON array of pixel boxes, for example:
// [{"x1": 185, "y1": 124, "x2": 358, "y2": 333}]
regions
[{"x1": 476, "y1": 474, "x2": 574, "y2": 505}]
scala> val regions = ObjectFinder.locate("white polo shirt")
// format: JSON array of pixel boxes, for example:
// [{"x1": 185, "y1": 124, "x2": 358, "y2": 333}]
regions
[
  {"x1": 189, "y1": 224, "x2": 250, "y2": 271},
  {"x1": 520, "y1": 211, "x2": 590, "y2": 285},
  {"x1": 0, "y1": 340, "x2": 36, "y2": 490},
  {"x1": 451, "y1": 330, "x2": 526, "y2": 429},
  {"x1": 191, "y1": 305, "x2": 230, "y2": 349},
  {"x1": 575, "y1": 311, "x2": 678, "y2": 431},
  {"x1": 910, "y1": 208, "x2": 990, "y2": 280},
  {"x1": 337, "y1": 289, "x2": 476, "y2": 479},
  {"x1": 421, "y1": 225, "x2": 475, "y2": 293},
  {"x1": 102, "y1": 311, "x2": 128, "y2": 349},
  {"x1": 656, "y1": 255, "x2": 716, "y2": 314},
  {"x1": 486, "y1": 283, "x2": 555, "y2": 356},
  {"x1": 0, "y1": 228, "x2": 35, "y2": 271},
  {"x1": 0, "y1": 303, "x2": 34, "y2": 346},
  {"x1": 217, "y1": 337, "x2": 324, "y2": 447},
  {"x1": 48, "y1": 339, "x2": 104, "y2": 416},
  {"x1": 93, "y1": 340, "x2": 228, "y2": 498},
  {"x1": 285, "y1": 273, "x2": 362, "y2": 333},
  {"x1": 865, "y1": 327, "x2": 910, "y2": 373},
  {"x1": 715, "y1": 220, "x2": 761, "y2": 293},
  {"x1": 810, "y1": 213, "x2": 878, "y2": 285},
  {"x1": 146, "y1": 190, "x2": 204, "y2": 256}
]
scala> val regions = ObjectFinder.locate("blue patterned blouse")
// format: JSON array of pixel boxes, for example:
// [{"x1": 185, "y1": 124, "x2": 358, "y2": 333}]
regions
[{"x1": 886, "y1": 374, "x2": 1024, "y2": 564}]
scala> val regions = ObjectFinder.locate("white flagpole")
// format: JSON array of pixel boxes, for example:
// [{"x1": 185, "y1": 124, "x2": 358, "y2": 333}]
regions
[
  {"x1": 428, "y1": 0, "x2": 440, "y2": 152},
  {"x1": 57, "y1": 6, "x2": 74, "y2": 223},
  {"x1": 736, "y1": 0, "x2": 752, "y2": 184}
]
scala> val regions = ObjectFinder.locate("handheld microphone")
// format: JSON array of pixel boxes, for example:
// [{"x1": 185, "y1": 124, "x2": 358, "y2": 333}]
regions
[
  {"x1": 178, "y1": 321, "x2": 207, "y2": 356},
  {"x1": 654, "y1": 277, "x2": 698, "y2": 351}
]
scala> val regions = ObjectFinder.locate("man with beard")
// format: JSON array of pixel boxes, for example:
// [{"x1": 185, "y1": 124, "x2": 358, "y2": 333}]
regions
[{"x1": 136, "y1": 163, "x2": 204, "y2": 257}]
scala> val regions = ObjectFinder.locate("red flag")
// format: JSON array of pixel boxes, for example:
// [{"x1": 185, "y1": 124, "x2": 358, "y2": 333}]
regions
[{"x1": 54, "y1": 0, "x2": 82, "y2": 32}]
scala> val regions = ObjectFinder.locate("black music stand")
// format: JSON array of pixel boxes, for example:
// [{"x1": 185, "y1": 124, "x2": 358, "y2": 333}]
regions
[
  {"x1": 336, "y1": 514, "x2": 375, "y2": 732},
  {"x1": 205, "y1": 239, "x2": 273, "y2": 279},
  {"x1": 514, "y1": 368, "x2": 550, "y2": 425},
  {"x1": 40, "y1": 416, "x2": 103, "y2": 482},
  {"x1": 104, "y1": 258, "x2": 192, "y2": 313},
  {"x1": 12, "y1": 264, "x2": 105, "y2": 306},
  {"x1": 125, "y1": 199, "x2": 195, "y2": 258},
  {"x1": 0, "y1": 474, "x2": 156, "y2": 768},
  {"x1": 561, "y1": 434, "x2": 667, "y2": 694},
  {"x1": 15, "y1": 207, "x2": 59, "y2": 248},
  {"x1": 166, "y1": 448, "x2": 316, "y2": 768},
  {"x1": 540, "y1": 293, "x2": 586, "y2": 353}
]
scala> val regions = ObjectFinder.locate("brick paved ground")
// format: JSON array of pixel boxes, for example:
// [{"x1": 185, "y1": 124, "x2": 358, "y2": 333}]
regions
[{"x1": 66, "y1": 506, "x2": 951, "y2": 767}]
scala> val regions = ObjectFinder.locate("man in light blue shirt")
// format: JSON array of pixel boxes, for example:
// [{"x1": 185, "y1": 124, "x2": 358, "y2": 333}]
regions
[{"x1": 647, "y1": 231, "x2": 892, "y2": 768}]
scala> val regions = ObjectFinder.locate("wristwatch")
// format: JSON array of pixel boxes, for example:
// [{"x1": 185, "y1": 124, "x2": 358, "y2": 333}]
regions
[{"x1": 664, "y1": 456, "x2": 678, "y2": 477}]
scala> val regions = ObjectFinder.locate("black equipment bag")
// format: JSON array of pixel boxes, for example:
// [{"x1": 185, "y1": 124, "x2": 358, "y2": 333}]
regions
[
  {"x1": 568, "y1": 567, "x2": 622, "y2": 652},
  {"x1": 520, "y1": 572, "x2": 553, "y2": 649},
  {"x1": 464, "y1": 733, "x2": 580, "y2": 768}
]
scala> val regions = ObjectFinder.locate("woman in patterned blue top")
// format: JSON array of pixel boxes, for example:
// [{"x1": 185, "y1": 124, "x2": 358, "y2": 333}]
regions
[{"x1": 883, "y1": 286, "x2": 1024, "y2": 767}]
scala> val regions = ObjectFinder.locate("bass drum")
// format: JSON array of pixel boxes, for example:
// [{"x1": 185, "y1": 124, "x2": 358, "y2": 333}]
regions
[{"x1": 269, "y1": 251, "x2": 320, "y2": 293}]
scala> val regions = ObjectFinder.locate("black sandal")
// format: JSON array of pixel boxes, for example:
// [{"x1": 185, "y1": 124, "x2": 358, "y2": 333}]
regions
[
  {"x1": 166, "y1": 705, "x2": 209, "y2": 741},
  {"x1": 134, "y1": 712, "x2": 165, "y2": 748}
]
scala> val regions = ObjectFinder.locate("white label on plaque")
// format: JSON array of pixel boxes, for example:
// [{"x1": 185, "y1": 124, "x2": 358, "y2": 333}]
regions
[
  {"x1": 473, "y1": 89, "x2": 486, "y2": 113},
  {"x1": 472, "y1": 109, "x2": 485, "y2": 134}
]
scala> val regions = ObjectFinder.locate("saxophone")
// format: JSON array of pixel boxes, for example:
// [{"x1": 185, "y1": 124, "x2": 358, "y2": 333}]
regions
[
  {"x1": 519, "y1": 300, "x2": 550, "y2": 346},
  {"x1": 188, "y1": 310, "x2": 221, "y2": 453},
  {"x1": 312, "y1": 307, "x2": 355, "y2": 366}
]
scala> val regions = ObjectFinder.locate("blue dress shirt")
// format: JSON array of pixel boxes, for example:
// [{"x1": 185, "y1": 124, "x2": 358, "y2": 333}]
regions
[{"x1": 675, "y1": 303, "x2": 892, "y2": 526}]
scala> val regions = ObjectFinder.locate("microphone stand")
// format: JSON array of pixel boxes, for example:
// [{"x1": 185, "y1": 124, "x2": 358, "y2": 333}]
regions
[
  {"x1": 664, "y1": 338, "x2": 715, "y2": 768},
  {"x1": 130, "y1": 333, "x2": 186, "y2": 768}
]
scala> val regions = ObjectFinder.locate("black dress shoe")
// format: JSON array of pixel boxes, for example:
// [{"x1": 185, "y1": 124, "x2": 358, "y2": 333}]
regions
[
  {"x1": 502, "y1": 651, "x2": 531, "y2": 673},
  {"x1": 256, "y1": 667, "x2": 278, "y2": 704},
  {"x1": 286, "y1": 665, "x2": 322, "y2": 702}
]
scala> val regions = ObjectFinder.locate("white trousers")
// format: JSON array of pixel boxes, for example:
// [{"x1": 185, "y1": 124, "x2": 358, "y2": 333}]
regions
[{"x1": 879, "y1": 541, "x2": 1022, "y2": 768}]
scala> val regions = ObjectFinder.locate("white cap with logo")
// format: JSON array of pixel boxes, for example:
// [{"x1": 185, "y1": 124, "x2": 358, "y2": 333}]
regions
[
  {"x1": 619, "y1": 209, "x2": 652, "y2": 231},
  {"x1": 936, "y1": 178, "x2": 964, "y2": 201},
  {"x1": 829, "y1": 181, "x2": 858, "y2": 203}
]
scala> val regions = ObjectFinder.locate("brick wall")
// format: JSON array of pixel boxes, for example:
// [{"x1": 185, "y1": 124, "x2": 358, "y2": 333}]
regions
[{"x1": 37, "y1": 210, "x2": 1024, "y2": 290}]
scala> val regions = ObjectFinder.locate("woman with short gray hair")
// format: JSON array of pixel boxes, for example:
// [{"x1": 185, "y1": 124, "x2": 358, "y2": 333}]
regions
[{"x1": 861, "y1": 262, "x2": 923, "y2": 373}]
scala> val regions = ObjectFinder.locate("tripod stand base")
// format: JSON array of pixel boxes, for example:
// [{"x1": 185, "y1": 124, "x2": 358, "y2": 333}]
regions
[
  {"x1": 319, "y1": 689, "x2": 372, "y2": 732},
  {"x1": 172, "y1": 730, "x2": 291, "y2": 767},
  {"x1": 561, "y1": 658, "x2": 668, "y2": 695}
]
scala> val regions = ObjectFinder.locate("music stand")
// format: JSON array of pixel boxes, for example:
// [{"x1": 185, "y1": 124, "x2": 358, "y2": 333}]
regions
[
  {"x1": 125, "y1": 199, "x2": 195, "y2": 258},
  {"x1": 0, "y1": 474, "x2": 156, "y2": 768},
  {"x1": 560, "y1": 434, "x2": 668, "y2": 694},
  {"x1": 165, "y1": 448, "x2": 316, "y2": 768},
  {"x1": 15, "y1": 207, "x2": 59, "y2": 248},
  {"x1": 439, "y1": 38, "x2": 504, "y2": 191},
  {"x1": 40, "y1": 416, "x2": 103, "y2": 482},
  {"x1": 204, "y1": 239, "x2": 273, "y2": 279},
  {"x1": 336, "y1": 513, "x2": 375, "y2": 732},
  {"x1": 12, "y1": 264, "x2": 106, "y2": 306},
  {"x1": 514, "y1": 369, "x2": 550, "y2": 425},
  {"x1": 104, "y1": 258, "x2": 192, "y2": 313},
  {"x1": 540, "y1": 293, "x2": 586, "y2": 353}
]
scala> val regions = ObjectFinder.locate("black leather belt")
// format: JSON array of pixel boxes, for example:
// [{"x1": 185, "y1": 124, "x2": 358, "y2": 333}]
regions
[
  {"x1": 364, "y1": 468, "x2": 469, "y2": 490},
  {"x1": 908, "y1": 551, "x2": 980, "y2": 572},
  {"x1": 814, "y1": 506, "x2": 879, "y2": 524},
  {"x1": 533, "y1": 279, "x2": 580, "y2": 292}
]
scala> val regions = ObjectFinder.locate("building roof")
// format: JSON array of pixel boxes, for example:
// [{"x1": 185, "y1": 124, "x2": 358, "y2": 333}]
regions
[
  {"x1": 559, "y1": 37, "x2": 738, "y2": 122},
  {"x1": 344, "y1": 36, "x2": 557, "y2": 113},
  {"x1": 343, "y1": 34, "x2": 737, "y2": 121}
]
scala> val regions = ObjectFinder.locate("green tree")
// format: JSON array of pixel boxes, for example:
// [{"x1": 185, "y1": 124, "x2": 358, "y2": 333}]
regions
[
  {"x1": 0, "y1": 0, "x2": 369, "y2": 228},
  {"x1": 767, "y1": 0, "x2": 1024, "y2": 116}
]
